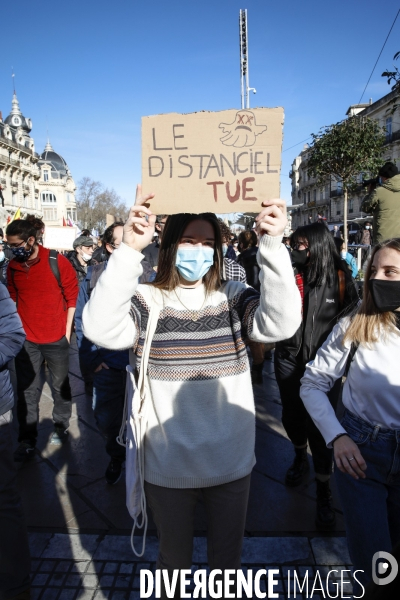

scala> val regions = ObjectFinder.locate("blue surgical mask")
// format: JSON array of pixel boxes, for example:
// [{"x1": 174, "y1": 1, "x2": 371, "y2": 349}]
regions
[
  {"x1": 222, "y1": 244, "x2": 228, "y2": 257},
  {"x1": 175, "y1": 247, "x2": 214, "y2": 282},
  {"x1": 0, "y1": 251, "x2": 4, "y2": 261}
]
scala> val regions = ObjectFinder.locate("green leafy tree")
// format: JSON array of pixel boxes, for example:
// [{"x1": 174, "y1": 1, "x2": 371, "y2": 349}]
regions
[
  {"x1": 382, "y1": 51, "x2": 400, "y2": 114},
  {"x1": 76, "y1": 177, "x2": 129, "y2": 232},
  {"x1": 307, "y1": 116, "x2": 386, "y2": 248}
]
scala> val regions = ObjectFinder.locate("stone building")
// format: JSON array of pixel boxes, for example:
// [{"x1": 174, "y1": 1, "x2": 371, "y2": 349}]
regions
[
  {"x1": 0, "y1": 92, "x2": 77, "y2": 230},
  {"x1": 37, "y1": 141, "x2": 77, "y2": 226},
  {"x1": 289, "y1": 89, "x2": 400, "y2": 229}
]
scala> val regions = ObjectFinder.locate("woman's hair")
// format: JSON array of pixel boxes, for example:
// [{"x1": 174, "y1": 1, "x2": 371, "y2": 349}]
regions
[
  {"x1": 81, "y1": 229, "x2": 91, "y2": 237},
  {"x1": 238, "y1": 230, "x2": 257, "y2": 251},
  {"x1": 291, "y1": 222, "x2": 342, "y2": 287},
  {"x1": 333, "y1": 237, "x2": 344, "y2": 253},
  {"x1": 6, "y1": 215, "x2": 44, "y2": 242},
  {"x1": 101, "y1": 221, "x2": 125, "y2": 257},
  {"x1": 152, "y1": 213, "x2": 223, "y2": 293},
  {"x1": 343, "y1": 238, "x2": 400, "y2": 346},
  {"x1": 218, "y1": 219, "x2": 232, "y2": 244}
]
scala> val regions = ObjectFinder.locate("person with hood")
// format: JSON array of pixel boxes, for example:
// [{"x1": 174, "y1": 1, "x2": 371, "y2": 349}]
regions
[
  {"x1": 68, "y1": 236, "x2": 95, "y2": 284},
  {"x1": 361, "y1": 162, "x2": 400, "y2": 244}
]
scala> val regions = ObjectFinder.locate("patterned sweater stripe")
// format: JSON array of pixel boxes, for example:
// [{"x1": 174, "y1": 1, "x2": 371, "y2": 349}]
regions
[{"x1": 82, "y1": 234, "x2": 302, "y2": 488}]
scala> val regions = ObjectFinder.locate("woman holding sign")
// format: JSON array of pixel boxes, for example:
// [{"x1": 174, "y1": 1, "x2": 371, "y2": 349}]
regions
[{"x1": 82, "y1": 187, "x2": 301, "y2": 594}]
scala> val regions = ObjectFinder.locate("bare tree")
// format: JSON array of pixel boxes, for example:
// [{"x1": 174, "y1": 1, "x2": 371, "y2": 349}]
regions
[{"x1": 76, "y1": 177, "x2": 129, "y2": 232}]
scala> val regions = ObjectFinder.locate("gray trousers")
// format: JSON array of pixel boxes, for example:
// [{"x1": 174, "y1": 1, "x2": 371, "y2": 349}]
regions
[
  {"x1": 144, "y1": 474, "x2": 251, "y2": 599},
  {"x1": 0, "y1": 410, "x2": 31, "y2": 599}
]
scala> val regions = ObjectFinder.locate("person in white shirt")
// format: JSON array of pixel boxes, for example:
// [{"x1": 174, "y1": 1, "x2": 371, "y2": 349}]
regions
[{"x1": 300, "y1": 237, "x2": 400, "y2": 595}]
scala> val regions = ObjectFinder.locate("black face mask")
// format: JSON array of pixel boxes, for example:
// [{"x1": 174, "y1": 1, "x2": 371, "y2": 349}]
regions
[
  {"x1": 368, "y1": 279, "x2": 400, "y2": 312},
  {"x1": 291, "y1": 248, "x2": 309, "y2": 267}
]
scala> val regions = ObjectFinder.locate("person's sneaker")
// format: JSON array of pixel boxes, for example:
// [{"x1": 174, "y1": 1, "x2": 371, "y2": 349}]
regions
[
  {"x1": 315, "y1": 479, "x2": 336, "y2": 531},
  {"x1": 105, "y1": 458, "x2": 124, "y2": 485},
  {"x1": 50, "y1": 426, "x2": 69, "y2": 445},
  {"x1": 285, "y1": 447, "x2": 310, "y2": 486},
  {"x1": 14, "y1": 442, "x2": 35, "y2": 463}
]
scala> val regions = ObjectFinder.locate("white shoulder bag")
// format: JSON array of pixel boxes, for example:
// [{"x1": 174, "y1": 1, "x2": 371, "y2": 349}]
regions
[{"x1": 117, "y1": 290, "x2": 162, "y2": 557}]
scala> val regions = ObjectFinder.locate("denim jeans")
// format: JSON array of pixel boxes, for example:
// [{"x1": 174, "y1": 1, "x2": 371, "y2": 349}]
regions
[
  {"x1": 335, "y1": 409, "x2": 400, "y2": 594},
  {"x1": 92, "y1": 367, "x2": 126, "y2": 461},
  {"x1": 15, "y1": 337, "x2": 72, "y2": 445},
  {"x1": 0, "y1": 410, "x2": 31, "y2": 598}
]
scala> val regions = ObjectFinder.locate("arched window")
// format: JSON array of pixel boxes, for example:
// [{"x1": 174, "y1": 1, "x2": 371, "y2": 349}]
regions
[{"x1": 41, "y1": 192, "x2": 57, "y2": 203}]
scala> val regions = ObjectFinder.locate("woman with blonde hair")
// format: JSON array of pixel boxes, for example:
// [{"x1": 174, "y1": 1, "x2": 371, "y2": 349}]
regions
[
  {"x1": 82, "y1": 188, "x2": 301, "y2": 596},
  {"x1": 300, "y1": 238, "x2": 400, "y2": 594}
]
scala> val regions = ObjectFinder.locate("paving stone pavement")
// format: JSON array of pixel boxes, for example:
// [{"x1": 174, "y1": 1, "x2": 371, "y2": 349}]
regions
[
  {"x1": 12, "y1": 339, "x2": 354, "y2": 597},
  {"x1": 29, "y1": 533, "x2": 354, "y2": 600}
]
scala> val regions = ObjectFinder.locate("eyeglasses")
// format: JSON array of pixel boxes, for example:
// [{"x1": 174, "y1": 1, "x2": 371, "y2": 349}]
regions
[{"x1": 8, "y1": 240, "x2": 26, "y2": 249}]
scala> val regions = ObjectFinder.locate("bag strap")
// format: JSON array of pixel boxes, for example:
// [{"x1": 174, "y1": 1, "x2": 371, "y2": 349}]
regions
[
  {"x1": 49, "y1": 250, "x2": 67, "y2": 310},
  {"x1": 344, "y1": 341, "x2": 358, "y2": 377},
  {"x1": 137, "y1": 290, "x2": 162, "y2": 402},
  {"x1": 128, "y1": 289, "x2": 162, "y2": 558},
  {"x1": 117, "y1": 289, "x2": 162, "y2": 448},
  {"x1": 10, "y1": 268, "x2": 18, "y2": 307}
]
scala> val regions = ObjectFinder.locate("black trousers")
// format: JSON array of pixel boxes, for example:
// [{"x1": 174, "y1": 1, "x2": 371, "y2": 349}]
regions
[
  {"x1": 15, "y1": 337, "x2": 72, "y2": 445},
  {"x1": 274, "y1": 349, "x2": 340, "y2": 476},
  {"x1": 145, "y1": 474, "x2": 251, "y2": 600}
]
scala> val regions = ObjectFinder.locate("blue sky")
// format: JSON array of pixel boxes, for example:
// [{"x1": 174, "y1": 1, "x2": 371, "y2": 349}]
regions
[{"x1": 1, "y1": 0, "x2": 399, "y2": 208}]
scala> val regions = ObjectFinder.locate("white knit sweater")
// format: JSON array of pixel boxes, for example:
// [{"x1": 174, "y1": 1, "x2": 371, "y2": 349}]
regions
[{"x1": 83, "y1": 234, "x2": 301, "y2": 488}]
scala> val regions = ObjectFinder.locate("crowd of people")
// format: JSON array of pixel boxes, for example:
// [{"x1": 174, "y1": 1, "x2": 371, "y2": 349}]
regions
[{"x1": 1, "y1": 161, "x2": 400, "y2": 599}]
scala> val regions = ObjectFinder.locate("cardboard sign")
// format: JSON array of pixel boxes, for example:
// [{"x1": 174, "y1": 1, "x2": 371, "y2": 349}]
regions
[
  {"x1": 44, "y1": 226, "x2": 77, "y2": 250},
  {"x1": 142, "y1": 108, "x2": 284, "y2": 214}
]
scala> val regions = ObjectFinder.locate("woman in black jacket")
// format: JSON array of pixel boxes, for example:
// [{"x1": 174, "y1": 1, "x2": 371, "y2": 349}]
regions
[{"x1": 274, "y1": 223, "x2": 358, "y2": 530}]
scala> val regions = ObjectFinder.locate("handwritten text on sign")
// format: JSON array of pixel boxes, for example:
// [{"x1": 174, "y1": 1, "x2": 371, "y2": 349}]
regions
[{"x1": 142, "y1": 108, "x2": 284, "y2": 214}]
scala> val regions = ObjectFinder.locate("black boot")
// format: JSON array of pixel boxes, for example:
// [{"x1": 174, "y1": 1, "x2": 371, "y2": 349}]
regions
[
  {"x1": 251, "y1": 362, "x2": 263, "y2": 385},
  {"x1": 315, "y1": 479, "x2": 336, "y2": 531},
  {"x1": 285, "y1": 447, "x2": 310, "y2": 486}
]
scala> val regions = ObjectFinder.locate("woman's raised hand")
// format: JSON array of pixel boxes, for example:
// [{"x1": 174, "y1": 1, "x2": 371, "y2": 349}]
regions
[
  {"x1": 255, "y1": 199, "x2": 287, "y2": 238},
  {"x1": 123, "y1": 185, "x2": 157, "y2": 252}
]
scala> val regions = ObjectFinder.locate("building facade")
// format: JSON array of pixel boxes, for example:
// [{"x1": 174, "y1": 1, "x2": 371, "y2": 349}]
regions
[
  {"x1": 289, "y1": 90, "x2": 400, "y2": 230},
  {"x1": 0, "y1": 92, "x2": 77, "y2": 231}
]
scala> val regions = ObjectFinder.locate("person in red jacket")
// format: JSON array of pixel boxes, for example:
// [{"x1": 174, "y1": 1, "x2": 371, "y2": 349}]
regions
[{"x1": 6, "y1": 215, "x2": 78, "y2": 462}]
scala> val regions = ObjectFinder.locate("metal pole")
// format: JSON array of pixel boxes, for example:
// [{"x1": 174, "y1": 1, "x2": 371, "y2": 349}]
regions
[
  {"x1": 245, "y1": 9, "x2": 250, "y2": 108},
  {"x1": 239, "y1": 10, "x2": 244, "y2": 109}
]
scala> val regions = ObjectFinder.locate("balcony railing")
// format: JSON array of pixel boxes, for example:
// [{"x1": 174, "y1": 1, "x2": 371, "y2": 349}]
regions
[
  {"x1": 384, "y1": 129, "x2": 400, "y2": 145},
  {"x1": 0, "y1": 155, "x2": 20, "y2": 167}
]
